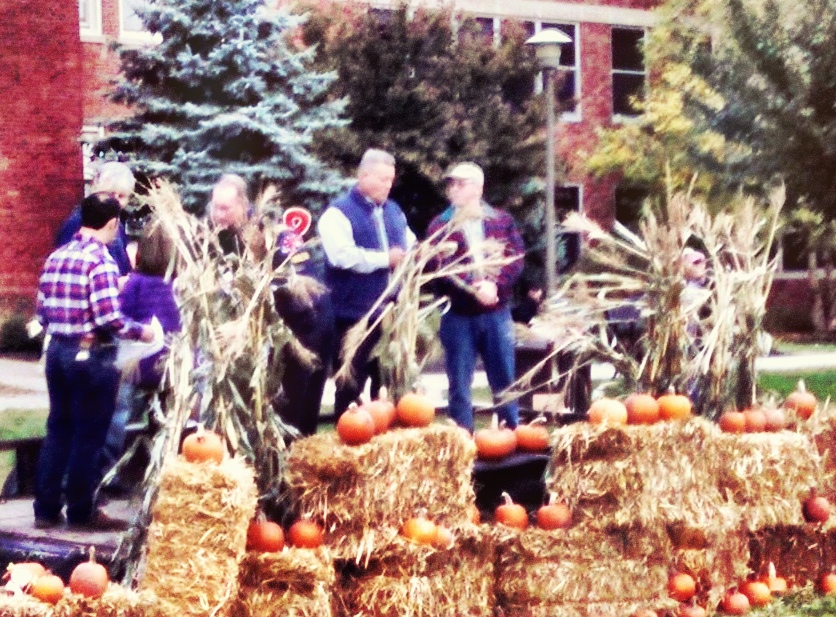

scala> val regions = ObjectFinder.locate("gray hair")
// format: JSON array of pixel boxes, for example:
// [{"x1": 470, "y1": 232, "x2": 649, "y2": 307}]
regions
[
  {"x1": 92, "y1": 161, "x2": 136, "y2": 195},
  {"x1": 212, "y1": 173, "x2": 250, "y2": 207},
  {"x1": 358, "y1": 148, "x2": 395, "y2": 172}
]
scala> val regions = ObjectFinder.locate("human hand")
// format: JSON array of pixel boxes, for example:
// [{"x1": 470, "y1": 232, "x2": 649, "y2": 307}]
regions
[
  {"x1": 389, "y1": 247, "x2": 406, "y2": 268},
  {"x1": 474, "y1": 279, "x2": 498, "y2": 307},
  {"x1": 139, "y1": 325, "x2": 155, "y2": 343}
]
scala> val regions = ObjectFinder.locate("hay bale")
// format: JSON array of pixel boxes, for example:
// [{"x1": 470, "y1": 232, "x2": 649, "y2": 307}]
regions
[
  {"x1": 748, "y1": 525, "x2": 836, "y2": 586},
  {"x1": 799, "y1": 405, "x2": 836, "y2": 503},
  {"x1": 337, "y1": 525, "x2": 494, "y2": 617},
  {"x1": 286, "y1": 425, "x2": 477, "y2": 559},
  {"x1": 713, "y1": 431, "x2": 824, "y2": 530},
  {"x1": 138, "y1": 456, "x2": 258, "y2": 617},
  {"x1": 0, "y1": 585, "x2": 167, "y2": 617},
  {"x1": 232, "y1": 548, "x2": 335, "y2": 617},
  {"x1": 0, "y1": 593, "x2": 53, "y2": 617}
]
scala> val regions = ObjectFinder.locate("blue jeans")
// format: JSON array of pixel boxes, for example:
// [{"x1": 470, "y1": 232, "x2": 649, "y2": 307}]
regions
[
  {"x1": 34, "y1": 336, "x2": 119, "y2": 524},
  {"x1": 439, "y1": 307, "x2": 519, "y2": 432}
]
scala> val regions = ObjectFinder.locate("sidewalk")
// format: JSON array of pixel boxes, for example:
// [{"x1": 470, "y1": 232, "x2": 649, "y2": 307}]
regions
[{"x1": 3, "y1": 353, "x2": 836, "y2": 412}]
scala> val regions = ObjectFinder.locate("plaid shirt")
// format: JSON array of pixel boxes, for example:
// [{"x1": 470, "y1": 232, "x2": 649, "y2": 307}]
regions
[{"x1": 36, "y1": 233, "x2": 144, "y2": 340}]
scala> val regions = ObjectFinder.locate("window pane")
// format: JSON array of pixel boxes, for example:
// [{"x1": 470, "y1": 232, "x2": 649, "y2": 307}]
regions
[
  {"x1": 615, "y1": 186, "x2": 649, "y2": 229},
  {"x1": 122, "y1": 0, "x2": 147, "y2": 33},
  {"x1": 501, "y1": 19, "x2": 534, "y2": 39},
  {"x1": 612, "y1": 28, "x2": 644, "y2": 71},
  {"x1": 613, "y1": 72, "x2": 644, "y2": 115},
  {"x1": 79, "y1": 0, "x2": 89, "y2": 25},
  {"x1": 555, "y1": 185, "x2": 580, "y2": 218},
  {"x1": 541, "y1": 22, "x2": 576, "y2": 68},
  {"x1": 557, "y1": 69, "x2": 577, "y2": 113}
]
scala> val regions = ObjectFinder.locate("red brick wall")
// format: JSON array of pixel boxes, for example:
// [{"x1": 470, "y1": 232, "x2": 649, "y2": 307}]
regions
[
  {"x1": 0, "y1": 1, "x2": 84, "y2": 314},
  {"x1": 82, "y1": 0, "x2": 131, "y2": 123}
]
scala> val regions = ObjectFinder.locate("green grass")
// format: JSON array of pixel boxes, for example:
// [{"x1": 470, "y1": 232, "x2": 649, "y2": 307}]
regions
[
  {"x1": 749, "y1": 586, "x2": 836, "y2": 616},
  {"x1": 0, "y1": 408, "x2": 47, "y2": 487},
  {"x1": 758, "y1": 372, "x2": 836, "y2": 403}
]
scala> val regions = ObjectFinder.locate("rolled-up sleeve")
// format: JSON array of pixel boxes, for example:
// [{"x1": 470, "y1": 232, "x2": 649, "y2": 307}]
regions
[{"x1": 318, "y1": 207, "x2": 390, "y2": 273}]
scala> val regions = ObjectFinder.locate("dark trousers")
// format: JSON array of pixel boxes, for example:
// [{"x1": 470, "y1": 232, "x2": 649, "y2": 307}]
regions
[
  {"x1": 34, "y1": 337, "x2": 119, "y2": 524},
  {"x1": 332, "y1": 316, "x2": 381, "y2": 419}
]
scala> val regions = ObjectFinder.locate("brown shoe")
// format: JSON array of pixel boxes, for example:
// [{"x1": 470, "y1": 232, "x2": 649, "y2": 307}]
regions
[{"x1": 67, "y1": 509, "x2": 130, "y2": 531}]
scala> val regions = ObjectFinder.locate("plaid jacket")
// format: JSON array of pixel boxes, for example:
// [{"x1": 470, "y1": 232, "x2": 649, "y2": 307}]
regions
[
  {"x1": 427, "y1": 203, "x2": 524, "y2": 315},
  {"x1": 37, "y1": 233, "x2": 144, "y2": 340}
]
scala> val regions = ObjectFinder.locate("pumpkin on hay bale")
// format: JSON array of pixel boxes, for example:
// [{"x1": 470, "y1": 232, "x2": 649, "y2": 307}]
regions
[
  {"x1": 748, "y1": 525, "x2": 836, "y2": 588},
  {"x1": 0, "y1": 585, "x2": 166, "y2": 617},
  {"x1": 138, "y1": 456, "x2": 258, "y2": 617},
  {"x1": 337, "y1": 525, "x2": 494, "y2": 617},
  {"x1": 233, "y1": 547, "x2": 335, "y2": 617},
  {"x1": 285, "y1": 424, "x2": 477, "y2": 562}
]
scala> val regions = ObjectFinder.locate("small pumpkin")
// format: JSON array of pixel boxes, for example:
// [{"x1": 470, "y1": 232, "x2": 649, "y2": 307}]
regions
[
  {"x1": 625, "y1": 393, "x2": 660, "y2": 425},
  {"x1": 743, "y1": 408, "x2": 767, "y2": 433},
  {"x1": 819, "y1": 571, "x2": 836, "y2": 594},
  {"x1": 760, "y1": 563, "x2": 787, "y2": 595},
  {"x1": 515, "y1": 417, "x2": 551, "y2": 452},
  {"x1": 396, "y1": 389, "x2": 435, "y2": 427},
  {"x1": 401, "y1": 511, "x2": 438, "y2": 545},
  {"x1": 336, "y1": 403, "x2": 375, "y2": 446},
  {"x1": 536, "y1": 493, "x2": 572, "y2": 530},
  {"x1": 587, "y1": 398, "x2": 628, "y2": 426},
  {"x1": 4, "y1": 562, "x2": 46, "y2": 590},
  {"x1": 677, "y1": 601, "x2": 707, "y2": 617},
  {"x1": 632, "y1": 610, "x2": 658, "y2": 617},
  {"x1": 433, "y1": 524, "x2": 455, "y2": 549},
  {"x1": 762, "y1": 408, "x2": 786, "y2": 432},
  {"x1": 475, "y1": 414, "x2": 517, "y2": 460},
  {"x1": 69, "y1": 546, "x2": 109, "y2": 599},
  {"x1": 668, "y1": 571, "x2": 696, "y2": 602},
  {"x1": 288, "y1": 518, "x2": 324, "y2": 549},
  {"x1": 494, "y1": 492, "x2": 528, "y2": 530},
  {"x1": 740, "y1": 579, "x2": 771, "y2": 607},
  {"x1": 364, "y1": 387, "x2": 397, "y2": 434},
  {"x1": 803, "y1": 489, "x2": 831, "y2": 523},
  {"x1": 246, "y1": 512, "x2": 284, "y2": 552},
  {"x1": 182, "y1": 423, "x2": 225, "y2": 464},
  {"x1": 657, "y1": 388, "x2": 692, "y2": 421},
  {"x1": 718, "y1": 411, "x2": 746, "y2": 434},
  {"x1": 785, "y1": 379, "x2": 817, "y2": 420},
  {"x1": 719, "y1": 589, "x2": 750, "y2": 615},
  {"x1": 30, "y1": 572, "x2": 65, "y2": 605}
]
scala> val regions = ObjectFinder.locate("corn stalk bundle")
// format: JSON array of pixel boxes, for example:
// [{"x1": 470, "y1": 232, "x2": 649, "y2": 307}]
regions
[
  {"x1": 337, "y1": 526, "x2": 494, "y2": 617},
  {"x1": 138, "y1": 457, "x2": 258, "y2": 617},
  {"x1": 285, "y1": 425, "x2": 477, "y2": 562},
  {"x1": 233, "y1": 548, "x2": 335, "y2": 617},
  {"x1": 336, "y1": 223, "x2": 522, "y2": 402},
  {"x1": 515, "y1": 183, "x2": 782, "y2": 418},
  {"x1": 0, "y1": 586, "x2": 167, "y2": 617}
]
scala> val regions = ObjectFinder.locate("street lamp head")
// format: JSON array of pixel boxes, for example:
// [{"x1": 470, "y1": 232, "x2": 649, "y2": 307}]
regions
[{"x1": 525, "y1": 28, "x2": 572, "y2": 69}]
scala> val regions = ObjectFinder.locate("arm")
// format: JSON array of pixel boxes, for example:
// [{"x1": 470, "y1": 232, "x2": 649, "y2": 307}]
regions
[
  {"x1": 491, "y1": 214, "x2": 525, "y2": 301},
  {"x1": 88, "y1": 262, "x2": 148, "y2": 340},
  {"x1": 318, "y1": 207, "x2": 390, "y2": 273}
]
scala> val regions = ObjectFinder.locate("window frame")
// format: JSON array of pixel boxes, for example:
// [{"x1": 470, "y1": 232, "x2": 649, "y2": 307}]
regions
[
  {"x1": 79, "y1": 0, "x2": 103, "y2": 40},
  {"x1": 611, "y1": 26, "x2": 647, "y2": 121},
  {"x1": 119, "y1": 0, "x2": 157, "y2": 45}
]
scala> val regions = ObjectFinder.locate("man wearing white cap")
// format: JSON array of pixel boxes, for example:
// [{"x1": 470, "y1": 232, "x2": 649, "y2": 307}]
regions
[{"x1": 427, "y1": 162, "x2": 525, "y2": 432}]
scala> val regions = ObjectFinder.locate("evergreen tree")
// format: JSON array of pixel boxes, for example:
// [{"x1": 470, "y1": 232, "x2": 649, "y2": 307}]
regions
[
  {"x1": 100, "y1": 0, "x2": 347, "y2": 214},
  {"x1": 302, "y1": 3, "x2": 545, "y2": 239}
]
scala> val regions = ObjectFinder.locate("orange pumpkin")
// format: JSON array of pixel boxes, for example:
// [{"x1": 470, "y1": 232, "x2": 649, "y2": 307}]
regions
[
  {"x1": 182, "y1": 424, "x2": 225, "y2": 464},
  {"x1": 632, "y1": 610, "x2": 658, "y2": 617},
  {"x1": 494, "y1": 492, "x2": 528, "y2": 530},
  {"x1": 364, "y1": 387, "x2": 397, "y2": 434},
  {"x1": 336, "y1": 403, "x2": 375, "y2": 446},
  {"x1": 69, "y1": 546, "x2": 109, "y2": 599},
  {"x1": 668, "y1": 571, "x2": 696, "y2": 602},
  {"x1": 433, "y1": 524, "x2": 455, "y2": 549},
  {"x1": 625, "y1": 393, "x2": 660, "y2": 425},
  {"x1": 743, "y1": 408, "x2": 766, "y2": 433},
  {"x1": 719, "y1": 411, "x2": 746, "y2": 434},
  {"x1": 288, "y1": 519, "x2": 324, "y2": 549},
  {"x1": 515, "y1": 417, "x2": 551, "y2": 452},
  {"x1": 677, "y1": 601, "x2": 707, "y2": 617},
  {"x1": 396, "y1": 390, "x2": 435, "y2": 427},
  {"x1": 760, "y1": 563, "x2": 787, "y2": 595},
  {"x1": 467, "y1": 504, "x2": 481, "y2": 524},
  {"x1": 4, "y1": 562, "x2": 46, "y2": 590},
  {"x1": 803, "y1": 489, "x2": 831, "y2": 523},
  {"x1": 763, "y1": 408, "x2": 786, "y2": 432},
  {"x1": 720, "y1": 590, "x2": 750, "y2": 615},
  {"x1": 246, "y1": 516, "x2": 284, "y2": 552},
  {"x1": 657, "y1": 388, "x2": 692, "y2": 421},
  {"x1": 475, "y1": 414, "x2": 517, "y2": 460},
  {"x1": 536, "y1": 495, "x2": 572, "y2": 530},
  {"x1": 30, "y1": 572, "x2": 65, "y2": 605},
  {"x1": 401, "y1": 512, "x2": 438, "y2": 545},
  {"x1": 785, "y1": 379, "x2": 817, "y2": 420},
  {"x1": 587, "y1": 398, "x2": 628, "y2": 425},
  {"x1": 740, "y1": 580, "x2": 771, "y2": 607},
  {"x1": 819, "y1": 571, "x2": 836, "y2": 594}
]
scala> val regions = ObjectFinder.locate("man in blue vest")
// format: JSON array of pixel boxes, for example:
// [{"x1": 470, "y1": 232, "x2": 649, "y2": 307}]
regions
[{"x1": 318, "y1": 149, "x2": 415, "y2": 418}]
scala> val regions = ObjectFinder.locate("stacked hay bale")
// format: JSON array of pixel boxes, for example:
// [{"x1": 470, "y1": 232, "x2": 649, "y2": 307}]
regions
[
  {"x1": 286, "y1": 425, "x2": 493, "y2": 616},
  {"x1": 494, "y1": 418, "x2": 751, "y2": 614},
  {"x1": 232, "y1": 548, "x2": 335, "y2": 617},
  {"x1": 138, "y1": 456, "x2": 257, "y2": 617},
  {"x1": 0, "y1": 586, "x2": 165, "y2": 617}
]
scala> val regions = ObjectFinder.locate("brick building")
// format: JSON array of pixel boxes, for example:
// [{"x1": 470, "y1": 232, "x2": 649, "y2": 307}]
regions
[{"x1": 0, "y1": 0, "x2": 659, "y2": 313}]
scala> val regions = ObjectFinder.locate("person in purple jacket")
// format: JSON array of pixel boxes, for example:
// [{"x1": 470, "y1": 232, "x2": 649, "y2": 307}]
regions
[{"x1": 100, "y1": 220, "x2": 182, "y2": 481}]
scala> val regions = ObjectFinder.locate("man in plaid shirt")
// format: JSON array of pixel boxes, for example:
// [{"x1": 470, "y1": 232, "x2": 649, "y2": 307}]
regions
[
  {"x1": 34, "y1": 192, "x2": 154, "y2": 530},
  {"x1": 427, "y1": 162, "x2": 524, "y2": 433}
]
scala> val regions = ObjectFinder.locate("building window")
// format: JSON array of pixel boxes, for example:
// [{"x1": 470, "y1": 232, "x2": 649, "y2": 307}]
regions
[
  {"x1": 612, "y1": 27, "x2": 645, "y2": 117},
  {"x1": 79, "y1": 0, "x2": 102, "y2": 36},
  {"x1": 615, "y1": 185, "x2": 649, "y2": 230},
  {"x1": 541, "y1": 22, "x2": 579, "y2": 116},
  {"x1": 120, "y1": 0, "x2": 152, "y2": 41},
  {"x1": 555, "y1": 185, "x2": 582, "y2": 220}
]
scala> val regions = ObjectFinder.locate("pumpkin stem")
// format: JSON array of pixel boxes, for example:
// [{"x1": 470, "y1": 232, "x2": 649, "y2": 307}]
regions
[
  {"x1": 798, "y1": 379, "x2": 807, "y2": 394},
  {"x1": 490, "y1": 413, "x2": 500, "y2": 431},
  {"x1": 768, "y1": 562, "x2": 776, "y2": 582},
  {"x1": 88, "y1": 546, "x2": 97, "y2": 563},
  {"x1": 547, "y1": 492, "x2": 556, "y2": 506},
  {"x1": 530, "y1": 415, "x2": 548, "y2": 426},
  {"x1": 500, "y1": 491, "x2": 514, "y2": 506},
  {"x1": 379, "y1": 386, "x2": 389, "y2": 403},
  {"x1": 666, "y1": 385, "x2": 676, "y2": 395}
]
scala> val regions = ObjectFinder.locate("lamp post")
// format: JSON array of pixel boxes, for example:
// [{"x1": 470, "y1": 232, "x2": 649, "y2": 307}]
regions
[{"x1": 526, "y1": 28, "x2": 572, "y2": 294}]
